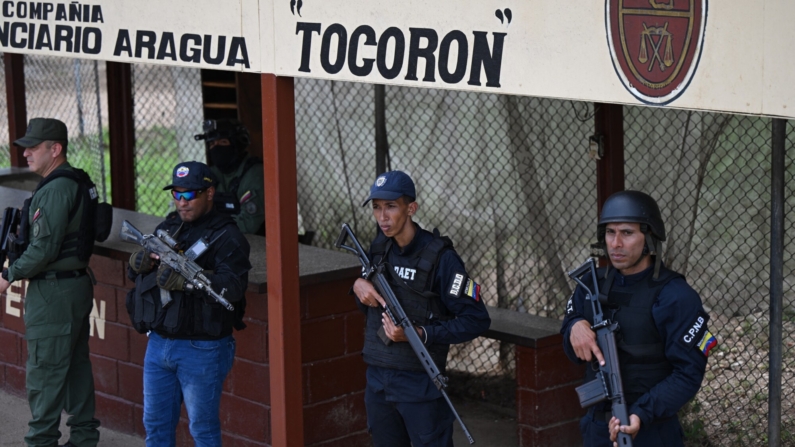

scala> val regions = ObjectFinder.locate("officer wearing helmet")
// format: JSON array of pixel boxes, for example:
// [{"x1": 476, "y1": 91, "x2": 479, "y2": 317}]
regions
[
  {"x1": 194, "y1": 119, "x2": 265, "y2": 235},
  {"x1": 560, "y1": 191, "x2": 716, "y2": 447}
]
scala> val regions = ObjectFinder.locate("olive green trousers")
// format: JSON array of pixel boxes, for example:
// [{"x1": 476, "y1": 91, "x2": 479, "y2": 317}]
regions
[{"x1": 24, "y1": 276, "x2": 100, "y2": 447}]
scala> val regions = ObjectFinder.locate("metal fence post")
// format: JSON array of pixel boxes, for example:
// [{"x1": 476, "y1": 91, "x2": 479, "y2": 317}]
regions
[
  {"x1": 375, "y1": 84, "x2": 388, "y2": 175},
  {"x1": 4, "y1": 53, "x2": 27, "y2": 167},
  {"x1": 769, "y1": 118, "x2": 786, "y2": 446}
]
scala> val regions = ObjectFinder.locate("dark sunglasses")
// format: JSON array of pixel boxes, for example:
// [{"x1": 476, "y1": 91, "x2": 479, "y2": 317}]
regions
[{"x1": 171, "y1": 189, "x2": 205, "y2": 201}]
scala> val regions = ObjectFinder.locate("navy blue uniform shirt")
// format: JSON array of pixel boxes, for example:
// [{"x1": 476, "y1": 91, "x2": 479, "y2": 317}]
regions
[
  {"x1": 560, "y1": 265, "x2": 709, "y2": 427},
  {"x1": 360, "y1": 224, "x2": 491, "y2": 401}
]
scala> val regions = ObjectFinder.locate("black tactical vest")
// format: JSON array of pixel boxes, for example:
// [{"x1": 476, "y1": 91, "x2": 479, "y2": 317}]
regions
[
  {"x1": 126, "y1": 212, "x2": 247, "y2": 338},
  {"x1": 583, "y1": 266, "x2": 683, "y2": 405},
  {"x1": 361, "y1": 229, "x2": 453, "y2": 372},
  {"x1": 11, "y1": 167, "x2": 109, "y2": 265}
]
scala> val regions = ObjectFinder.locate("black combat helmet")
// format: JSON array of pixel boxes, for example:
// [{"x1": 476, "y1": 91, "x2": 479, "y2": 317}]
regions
[
  {"x1": 598, "y1": 190, "x2": 665, "y2": 241},
  {"x1": 597, "y1": 190, "x2": 665, "y2": 278},
  {"x1": 194, "y1": 119, "x2": 251, "y2": 150}
]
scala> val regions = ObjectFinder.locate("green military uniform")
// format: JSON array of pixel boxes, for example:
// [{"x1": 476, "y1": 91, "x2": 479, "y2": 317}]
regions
[
  {"x1": 8, "y1": 162, "x2": 100, "y2": 447},
  {"x1": 211, "y1": 155, "x2": 265, "y2": 235}
]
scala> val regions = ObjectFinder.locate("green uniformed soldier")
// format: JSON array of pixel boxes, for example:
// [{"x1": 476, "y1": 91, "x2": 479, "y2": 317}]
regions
[
  {"x1": 0, "y1": 118, "x2": 100, "y2": 447},
  {"x1": 194, "y1": 119, "x2": 266, "y2": 235}
]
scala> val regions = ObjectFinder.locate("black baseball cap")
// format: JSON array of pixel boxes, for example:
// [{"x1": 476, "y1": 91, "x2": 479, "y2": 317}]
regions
[
  {"x1": 362, "y1": 170, "x2": 416, "y2": 207},
  {"x1": 14, "y1": 118, "x2": 68, "y2": 147},
  {"x1": 163, "y1": 161, "x2": 217, "y2": 191}
]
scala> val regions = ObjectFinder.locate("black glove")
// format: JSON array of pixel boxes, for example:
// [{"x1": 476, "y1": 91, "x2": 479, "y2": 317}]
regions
[
  {"x1": 156, "y1": 265, "x2": 186, "y2": 291},
  {"x1": 129, "y1": 249, "x2": 155, "y2": 274}
]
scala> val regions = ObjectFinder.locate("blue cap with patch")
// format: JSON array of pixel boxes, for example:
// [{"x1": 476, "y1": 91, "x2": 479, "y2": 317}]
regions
[
  {"x1": 163, "y1": 161, "x2": 217, "y2": 191},
  {"x1": 362, "y1": 170, "x2": 416, "y2": 207}
]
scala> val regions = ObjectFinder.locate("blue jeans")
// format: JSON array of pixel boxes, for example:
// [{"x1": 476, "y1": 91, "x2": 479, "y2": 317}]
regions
[{"x1": 143, "y1": 332, "x2": 236, "y2": 447}]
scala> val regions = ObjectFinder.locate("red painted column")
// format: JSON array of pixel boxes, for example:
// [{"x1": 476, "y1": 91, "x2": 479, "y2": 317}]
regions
[
  {"x1": 106, "y1": 62, "x2": 136, "y2": 210},
  {"x1": 594, "y1": 103, "x2": 625, "y2": 214},
  {"x1": 4, "y1": 54, "x2": 27, "y2": 167},
  {"x1": 261, "y1": 73, "x2": 303, "y2": 447}
]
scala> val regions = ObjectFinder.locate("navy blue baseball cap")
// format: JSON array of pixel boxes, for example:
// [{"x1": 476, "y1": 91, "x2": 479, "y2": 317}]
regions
[
  {"x1": 362, "y1": 170, "x2": 416, "y2": 206},
  {"x1": 163, "y1": 161, "x2": 217, "y2": 191}
]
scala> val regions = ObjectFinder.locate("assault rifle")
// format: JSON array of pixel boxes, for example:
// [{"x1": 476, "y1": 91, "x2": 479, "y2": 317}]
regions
[
  {"x1": 0, "y1": 207, "x2": 21, "y2": 268},
  {"x1": 335, "y1": 223, "x2": 475, "y2": 444},
  {"x1": 568, "y1": 258, "x2": 633, "y2": 447},
  {"x1": 119, "y1": 220, "x2": 234, "y2": 311}
]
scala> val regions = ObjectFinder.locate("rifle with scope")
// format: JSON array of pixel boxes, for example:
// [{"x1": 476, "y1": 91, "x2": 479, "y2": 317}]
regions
[
  {"x1": 568, "y1": 257, "x2": 633, "y2": 447},
  {"x1": 335, "y1": 223, "x2": 475, "y2": 444}
]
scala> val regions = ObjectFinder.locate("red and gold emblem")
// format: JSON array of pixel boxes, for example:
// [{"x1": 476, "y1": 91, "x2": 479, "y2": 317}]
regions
[{"x1": 607, "y1": 0, "x2": 707, "y2": 105}]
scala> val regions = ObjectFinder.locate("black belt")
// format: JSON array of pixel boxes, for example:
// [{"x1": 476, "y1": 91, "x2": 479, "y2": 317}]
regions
[{"x1": 31, "y1": 269, "x2": 87, "y2": 281}]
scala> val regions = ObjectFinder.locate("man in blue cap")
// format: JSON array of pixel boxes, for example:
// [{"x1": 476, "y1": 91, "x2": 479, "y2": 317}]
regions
[
  {"x1": 0, "y1": 117, "x2": 101, "y2": 447},
  {"x1": 126, "y1": 161, "x2": 251, "y2": 447},
  {"x1": 352, "y1": 170, "x2": 491, "y2": 447}
]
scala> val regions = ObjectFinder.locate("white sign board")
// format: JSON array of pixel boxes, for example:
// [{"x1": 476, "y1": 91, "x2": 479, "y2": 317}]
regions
[
  {"x1": 0, "y1": 0, "x2": 264, "y2": 72},
  {"x1": 2, "y1": 0, "x2": 795, "y2": 118}
]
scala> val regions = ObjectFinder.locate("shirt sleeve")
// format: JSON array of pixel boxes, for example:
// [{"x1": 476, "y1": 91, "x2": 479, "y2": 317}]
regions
[
  {"x1": 233, "y1": 166, "x2": 265, "y2": 235},
  {"x1": 560, "y1": 285, "x2": 589, "y2": 364},
  {"x1": 423, "y1": 250, "x2": 491, "y2": 345},
  {"x1": 8, "y1": 181, "x2": 76, "y2": 281},
  {"x1": 628, "y1": 278, "x2": 709, "y2": 426}
]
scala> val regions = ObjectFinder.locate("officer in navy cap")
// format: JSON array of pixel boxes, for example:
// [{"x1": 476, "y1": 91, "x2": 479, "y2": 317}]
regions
[
  {"x1": 352, "y1": 170, "x2": 491, "y2": 447},
  {"x1": 560, "y1": 191, "x2": 715, "y2": 447},
  {"x1": 127, "y1": 160, "x2": 251, "y2": 446}
]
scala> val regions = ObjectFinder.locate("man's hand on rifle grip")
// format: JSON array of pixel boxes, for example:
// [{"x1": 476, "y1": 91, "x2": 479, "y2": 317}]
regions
[
  {"x1": 353, "y1": 278, "x2": 386, "y2": 308},
  {"x1": 570, "y1": 319, "x2": 605, "y2": 366},
  {"x1": 609, "y1": 414, "x2": 641, "y2": 445},
  {"x1": 381, "y1": 313, "x2": 424, "y2": 343}
]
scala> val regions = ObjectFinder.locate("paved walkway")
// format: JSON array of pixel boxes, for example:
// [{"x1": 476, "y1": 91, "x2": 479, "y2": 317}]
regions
[{"x1": 0, "y1": 388, "x2": 517, "y2": 446}]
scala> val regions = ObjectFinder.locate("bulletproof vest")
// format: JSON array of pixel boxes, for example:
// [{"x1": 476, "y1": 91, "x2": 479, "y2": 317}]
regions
[
  {"x1": 214, "y1": 156, "x2": 262, "y2": 216},
  {"x1": 583, "y1": 266, "x2": 682, "y2": 405},
  {"x1": 361, "y1": 229, "x2": 453, "y2": 372},
  {"x1": 126, "y1": 212, "x2": 247, "y2": 337},
  {"x1": 11, "y1": 167, "x2": 110, "y2": 264}
]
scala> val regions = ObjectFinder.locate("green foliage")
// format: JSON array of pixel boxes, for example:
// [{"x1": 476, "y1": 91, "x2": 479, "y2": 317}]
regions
[{"x1": 681, "y1": 399, "x2": 711, "y2": 446}]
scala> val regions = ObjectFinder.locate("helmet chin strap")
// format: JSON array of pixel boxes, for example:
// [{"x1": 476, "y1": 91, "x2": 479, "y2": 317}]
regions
[{"x1": 644, "y1": 232, "x2": 662, "y2": 280}]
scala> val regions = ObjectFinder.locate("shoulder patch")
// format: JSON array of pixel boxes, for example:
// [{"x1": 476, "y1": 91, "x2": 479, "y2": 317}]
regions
[
  {"x1": 239, "y1": 190, "x2": 253, "y2": 204},
  {"x1": 463, "y1": 278, "x2": 481, "y2": 302},
  {"x1": 565, "y1": 292, "x2": 574, "y2": 315},
  {"x1": 680, "y1": 309, "x2": 710, "y2": 350},
  {"x1": 245, "y1": 201, "x2": 258, "y2": 215},
  {"x1": 449, "y1": 272, "x2": 465, "y2": 298},
  {"x1": 697, "y1": 330, "x2": 718, "y2": 357},
  {"x1": 33, "y1": 208, "x2": 41, "y2": 222}
]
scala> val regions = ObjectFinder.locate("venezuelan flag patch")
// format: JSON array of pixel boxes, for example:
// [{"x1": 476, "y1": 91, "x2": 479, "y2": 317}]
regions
[
  {"x1": 239, "y1": 190, "x2": 253, "y2": 204},
  {"x1": 698, "y1": 331, "x2": 717, "y2": 357},
  {"x1": 464, "y1": 279, "x2": 480, "y2": 302}
]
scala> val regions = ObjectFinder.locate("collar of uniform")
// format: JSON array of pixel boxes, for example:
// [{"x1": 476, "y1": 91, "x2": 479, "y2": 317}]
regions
[
  {"x1": 613, "y1": 264, "x2": 654, "y2": 287},
  {"x1": 393, "y1": 222, "x2": 425, "y2": 256},
  {"x1": 180, "y1": 208, "x2": 217, "y2": 230}
]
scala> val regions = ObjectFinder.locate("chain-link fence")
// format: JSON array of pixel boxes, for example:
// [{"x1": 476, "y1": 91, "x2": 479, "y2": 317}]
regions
[
  {"x1": 625, "y1": 108, "x2": 795, "y2": 445},
  {"x1": 295, "y1": 79, "x2": 795, "y2": 445},
  {"x1": 132, "y1": 64, "x2": 204, "y2": 217},
  {"x1": 22, "y1": 55, "x2": 108, "y2": 200}
]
